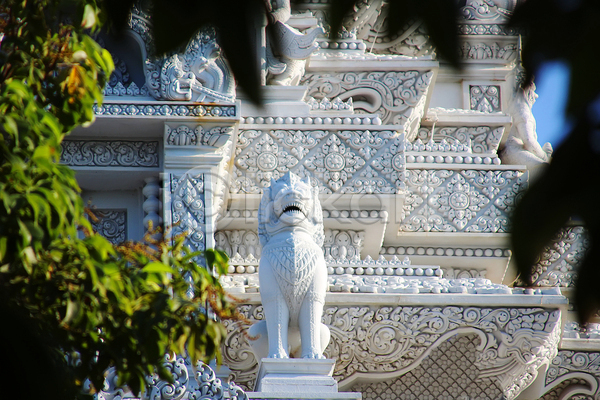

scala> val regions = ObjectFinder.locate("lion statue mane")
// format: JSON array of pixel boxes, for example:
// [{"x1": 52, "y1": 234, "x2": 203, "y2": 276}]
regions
[{"x1": 248, "y1": 171, "x2": 330, "y2": 360}]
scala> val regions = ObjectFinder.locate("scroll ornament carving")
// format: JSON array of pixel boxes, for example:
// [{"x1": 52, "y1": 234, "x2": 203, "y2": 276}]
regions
[
  {"x1": 460, "y1": 41, "x2": 517, "y2": 61},
  {"x1": 401, "y1": 169, "x2": 527, "y2": 233},
  {"x1": 525, "y1": 226, "x2": 588, "y2": 287},
  {"x1": 470, "y1": 85, "x2": 501, "y2": 113},
  {"x1": 341, "y1": 1, "x2": 433, "y2": 57},
  {"x1": 169, "y1": 174, "x2": 205, "y2": 254},
  {"x1": 166, "y1": 125, "x2": 233, "y2": 148},
  {"x1": 60, "y1": 140, "x2": 159, "y2": 167},
  {"x1": 223, "y1": 305, "x2": 561, "y2": 399},
  {"x1": 97, "y1": 356, "x2": 248, "y2": 400},
  {"x1": 460, "y1": 0, "x2": 516, "y2": 23},
  {"x1": 301, "y1": 71, "x2": 434, "y2": 126},
  {"x1": 232, "y1": 129, "x2": 405, "y2": 194},
  {"x1": 90, "y1": 210, "x2": 127, "y2": 245},
  {"x1": 543, "y1": 351, "x2": 600, "y2": 399},
  {"x1": 416, "y1": 125, "x2": 505, "y2": 154}
]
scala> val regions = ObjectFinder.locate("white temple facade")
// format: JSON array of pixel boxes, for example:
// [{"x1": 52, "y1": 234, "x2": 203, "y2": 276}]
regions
[{"x1": 78, "y1": 1, "x2": 600, "y2": 399}]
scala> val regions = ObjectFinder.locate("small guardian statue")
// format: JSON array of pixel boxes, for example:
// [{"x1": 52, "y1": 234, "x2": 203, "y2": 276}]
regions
[{"x1": 249, "y1": 172, "x2": 330, "y2": 359}]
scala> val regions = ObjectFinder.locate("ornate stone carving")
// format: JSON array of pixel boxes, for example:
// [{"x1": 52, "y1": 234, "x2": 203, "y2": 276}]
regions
[
  {"x1": 94, "y1": 102, "x2": 237, "y2": 118},
  {"x1": 165, "y1": 125, "x2": 233, "y2": 148},
  {"x1": 232, "y1": 129, "x2": 405, "y2": 194},
  {"x1": 460, "y1": 41, "x2": 517, "y2": 61},
  {"x1": 90, "y1": 209, "x2": 127, "y2": 245},
  {"x1": 323, "y1": 229, "x2": 363, "y2": 262},
  {"x1": 301, "y1": 71, "x2": 433, "y2": 127},
  {"x1": 225, "y1": 305, "x2": 561, "y2": 399},
  {"x1": 460, "y1": 0, "x2": 516, "y2": 23},
  {"x1": 401, "y1": 169, "x2": 527, "y2": 233},
  {"x1": 266, "y1": 0, "x2": 323, "y2": 86},
  {"x1": 470, "y1": 84, "x2": 501, "y2": 113},
  {"x1": 563, "y1": 322, "x2": 600, "y2": 339},
  {"x1": 416, "y1": 125, "x2": 505, "y2": 154},
  {"x1": 159, "y1": 28, "x2": 235, "y2": 102},
  {"x1": 215, "y1": 230, "x2": 262, "y2": 261},
  {"x1": 60, "y1": 140, "x2": 159, "y2": 167},
  {"x1": 339, "y1": 1, "x2": 433, "y2": 57},
  {"x1": 168, "y1": 173, "x2": 205, "y2": 254},
  {"x1": 352, "y1": 335, "x2": 503, "y2": 400},
  {"x1": 97, "y1": 356, "x2": 248, "y2": 400},
  {"x1": 542, "y1": 350, "x2": 600, "y2": 399},
  {"x1": 306, "y1": 96, "x2": 354, "y2": 113},
  {"x1": 525, "y1": 226, "x2": 588, "y2": 287},
  {"x1": 104, "y1": 81, "x2": 148, "y2": 96},
  {"x1": 249, "y1": 172, "x2": 329, "y2": 359}
]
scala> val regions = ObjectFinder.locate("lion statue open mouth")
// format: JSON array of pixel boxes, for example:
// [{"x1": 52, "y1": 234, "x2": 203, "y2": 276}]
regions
[{"x1": 248, "y1": 172, "x2": 330, "y2": 359}]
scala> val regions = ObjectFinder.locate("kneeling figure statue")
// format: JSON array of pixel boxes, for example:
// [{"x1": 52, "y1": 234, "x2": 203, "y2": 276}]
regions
[{"x1": 249, "y1": 172, "x2": 330, "y2": 359}]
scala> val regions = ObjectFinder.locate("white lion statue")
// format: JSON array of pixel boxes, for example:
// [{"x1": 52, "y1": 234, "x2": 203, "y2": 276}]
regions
[{"x1": 248, "y1": 172, "x2": 330, "y2": 359}]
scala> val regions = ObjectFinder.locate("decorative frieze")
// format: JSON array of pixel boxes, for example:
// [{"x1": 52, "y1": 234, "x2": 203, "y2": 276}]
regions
[
  {"x1": 90, "y1": 209, "x2": 127, "y2": 245},
  {"x1": 224, "y1": 305, "x2": 561, "y2": 399},
  {"x1": 103, "y1": 81, "x2": 148, "y2": 97},
  {"x1": 460, "y1": 0, "x2": 515, "y2": 23},
  {"x1": 301, "y1": 70, "x2": 433, "y2": 127},
  {"x1": 215, "y1": 230, "x2": 262, "y2": 261},
  {"x1": 563, "y1": 322, "x2": 600, "y2": 339},
  {"x1": 94, "y1": 102, "x2": 237, "y2": 118},
  {"x1": 61, "y1": 140, "x2": 159, "y2": 167},
  {"x1": 527, "y1": 226, "x2": 588, "y2": 287},
  {"x1": 460, "y1": 41, "x2": 517, "y2": 61},
  {"x1": 168, "y1": 173, "x2": 205, "y2": 253},
  {"x1": 401, "y1": 169, "x2": 527, "y2": 233},
  {"x1": 165, "y1": 125, "x2": 233, "y2": 147},
  {"x1": 232, "y1": 129, "x2": 405, "y2": 194},
  {"x1": 416, "y1": 126, "x2": 505, "y2": 154},
  {"x1": 470, "y1": 85, "x2": 502, "y2": 113}
]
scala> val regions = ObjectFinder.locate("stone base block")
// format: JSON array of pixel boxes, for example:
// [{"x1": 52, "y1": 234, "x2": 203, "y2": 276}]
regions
[{"x1": 255, "y1": 358, "x2": 338, "y2": 393}]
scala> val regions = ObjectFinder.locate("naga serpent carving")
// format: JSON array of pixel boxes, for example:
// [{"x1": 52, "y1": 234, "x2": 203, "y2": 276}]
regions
[{"x1": 248, "y1": 172, "x2": 330, "y2": 359}]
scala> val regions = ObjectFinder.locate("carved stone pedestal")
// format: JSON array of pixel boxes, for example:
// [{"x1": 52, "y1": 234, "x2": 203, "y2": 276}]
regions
[{"x1": 249, "y1": 359, "x2": 361, "y2": 400}]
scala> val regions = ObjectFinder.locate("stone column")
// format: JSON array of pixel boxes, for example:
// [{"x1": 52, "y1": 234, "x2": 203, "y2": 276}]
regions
[{"x1": 162, "y1": 120, "x2": 238, "y2": 261}]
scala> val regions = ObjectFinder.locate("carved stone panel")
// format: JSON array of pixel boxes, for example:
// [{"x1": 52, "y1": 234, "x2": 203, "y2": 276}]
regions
[
  {"x1": 224, "y1": 304, "x2": 561, "y2": 400},
  {"x1": 301, "y1": 71, "x2": 433, "y2": 128},
  {"x1": 90, "y1": 209, "x2": 127, "y2": 245},
  {"x1": 416, "y1": 126, "x2": 505, "y2": 154},
  {"x1": 470, "y1": 85, "x2": 501, "y2": 113},
  {"x1": 525, "y1": 226, "x2": 588, "y2": 288},
  {"x1": 232, "y1": 129, "x2": 405, "y2": 194},
  {"x1": 61, "y1": 140, "x2": 159, "y2": 167},
  {"x1": 168, "y1": 173, "x2": 205, "y2": 254},
  {"x1": 401, "y1": 169, "x2": 527, "y2": 233}
]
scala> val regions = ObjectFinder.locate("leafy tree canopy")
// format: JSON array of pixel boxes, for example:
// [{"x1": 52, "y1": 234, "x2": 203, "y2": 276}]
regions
[{"x1": 0, "y1": 1, "x2": 239, "y2": 398}]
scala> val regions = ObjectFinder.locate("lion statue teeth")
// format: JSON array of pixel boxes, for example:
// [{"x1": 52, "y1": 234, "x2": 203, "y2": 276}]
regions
[{"x1": 248, "y1": 172, "x2": 330, "y2": 360}]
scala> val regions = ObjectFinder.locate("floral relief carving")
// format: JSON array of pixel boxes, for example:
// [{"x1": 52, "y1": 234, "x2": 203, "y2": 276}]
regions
[
  {"x1": 541, "y1": 350, "x2": 600, "y2": 399},
  {"x1": 169, "y1": 173, "x2": 205, "y2": 254},
  {"x1": 470, "y1": 85, "x2": 501, "y2": 113},
  {"x1": 224, "y1": 305, "x2": 561, "y2": 399},
  {"x1": 232, "y1": 129, "x2": 405, "y2": 194},
  {"x1": 90, "y1": 210, "x2": 127, "y2": 245},
  {"x1": 165, "y1": 125, "x2": 233, "y2": 147},
  {"x1": 60, "y1": 140, "x2": 159, "y2": 167},
  {"x1": 523, "y1": 226, "x2": 588, "y2": 288},
  {"x1": 401, "y1": 169, "x2": 527, "y2": 233},
  {"x1": 301, "y1": 71, "x2": 433, "y2": 126},
  {"x1": 417, "y1": 126, "x2": 505, "y2": 154}
]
